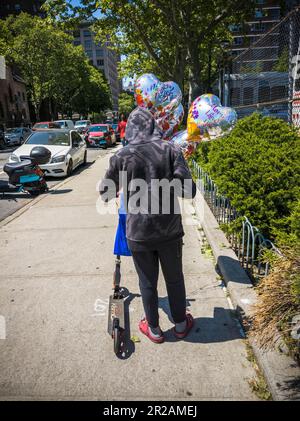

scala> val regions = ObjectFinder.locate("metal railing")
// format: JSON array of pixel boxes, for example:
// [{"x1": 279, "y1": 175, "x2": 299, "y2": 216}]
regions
[{"x1": 192, "y1": 160, "x2": 281, "y2": 280}]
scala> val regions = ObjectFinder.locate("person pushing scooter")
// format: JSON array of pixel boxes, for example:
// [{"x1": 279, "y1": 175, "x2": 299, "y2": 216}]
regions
[{"x1": 100, "y1": 107, "x2": 196, "y2": 344}]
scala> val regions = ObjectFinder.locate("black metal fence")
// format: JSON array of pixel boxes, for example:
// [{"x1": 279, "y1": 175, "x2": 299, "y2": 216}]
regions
[
  {"x1": 226, "y1": 7, "x2": 300, "y2": 126},
  {"x1": 192, "y1": 160, "x2": 281, "y2": 281}
]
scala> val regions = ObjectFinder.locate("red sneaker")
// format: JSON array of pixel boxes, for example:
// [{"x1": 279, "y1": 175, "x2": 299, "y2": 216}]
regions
[
  {"x1": 138, "y1": 318, "x2": 164, "y2": 344},
  {"x1": 173, "y1": 313, "x2": 194, "y2": 339}
]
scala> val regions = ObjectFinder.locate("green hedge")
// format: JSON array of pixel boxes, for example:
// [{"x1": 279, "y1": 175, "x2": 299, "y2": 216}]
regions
[{"x1": 194, "y1": 113, "x2": 300, "y2": 241}]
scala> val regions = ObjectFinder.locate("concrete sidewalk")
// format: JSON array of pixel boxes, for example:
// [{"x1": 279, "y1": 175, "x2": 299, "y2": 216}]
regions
[{"x1": 0, "y1": 149, "x2": 258, "y2": 400}]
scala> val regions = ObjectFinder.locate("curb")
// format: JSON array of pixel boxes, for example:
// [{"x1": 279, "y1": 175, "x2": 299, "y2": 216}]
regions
[{"x1": 193, "y1": 191, "x2": 300, "y2": 401}]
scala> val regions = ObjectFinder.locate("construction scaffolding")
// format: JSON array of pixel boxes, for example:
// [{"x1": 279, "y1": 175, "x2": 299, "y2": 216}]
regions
[{"x1": 226, "y1": 6, "x2": 300, "y2": 127}]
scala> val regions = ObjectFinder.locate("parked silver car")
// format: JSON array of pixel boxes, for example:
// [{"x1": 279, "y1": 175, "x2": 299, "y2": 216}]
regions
[
  {"x1": 5, "y1": 127, "x2": 32, "y2": 146},
  {"x1": 74, "y1": 120, "x2": 91, "y2": 134}
]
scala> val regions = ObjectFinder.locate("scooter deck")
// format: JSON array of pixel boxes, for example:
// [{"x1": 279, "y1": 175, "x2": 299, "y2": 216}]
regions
[{"x1": 107, "y1": 295, "x2": 125, "y2": 335}]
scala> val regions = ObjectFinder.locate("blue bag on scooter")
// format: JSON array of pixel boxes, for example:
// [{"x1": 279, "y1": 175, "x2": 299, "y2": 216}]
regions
[{"x1": 113, "y1": 193, "x2": 132, "y2": 256}]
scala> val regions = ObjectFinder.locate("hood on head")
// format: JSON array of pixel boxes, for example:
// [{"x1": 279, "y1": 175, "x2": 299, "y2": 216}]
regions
[{"x1": 125, "y1": 107, "x2": 162, "y2": 144}]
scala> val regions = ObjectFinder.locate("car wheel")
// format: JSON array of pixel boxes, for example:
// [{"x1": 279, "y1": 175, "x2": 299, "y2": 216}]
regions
[{"x1": 67, "y1": 159, "x2": 73, "y2": 177}]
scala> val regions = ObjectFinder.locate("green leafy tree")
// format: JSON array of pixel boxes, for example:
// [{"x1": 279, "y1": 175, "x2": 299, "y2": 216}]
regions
[
  {"x1": 0, "y1": 12, "x2": 111, "y2": 120},
  {"x1": 118, "y1": 92, "x2": 135, "y2": 116},
  {"x1": 43, "y1": 0, "x2": 255, "y2": 100},
  {"x1": 71, "y1": 64, "x2": 111, "y2": 117}
]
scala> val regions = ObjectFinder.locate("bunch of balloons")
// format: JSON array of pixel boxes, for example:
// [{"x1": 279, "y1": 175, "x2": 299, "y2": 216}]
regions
[
  {"x1": 134, "y1": 73, "x2": 184, "y2": 140},
  {"x1": 134, "y1": 74, "x2": 237, "y2": 157}
]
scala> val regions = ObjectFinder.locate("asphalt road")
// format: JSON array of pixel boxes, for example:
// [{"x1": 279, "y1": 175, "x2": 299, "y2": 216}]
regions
[{"x1": 0, "y1": 146, "x2": 113, "y2": 223}]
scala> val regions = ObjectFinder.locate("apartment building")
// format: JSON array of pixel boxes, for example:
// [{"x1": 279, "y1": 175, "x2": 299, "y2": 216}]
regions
[
  {"x1": 0, "y1": 0, "x2": 46, "y2": 19},
  {"x1": 73, "y1": 22, "x2": 120, "y2": 111}
]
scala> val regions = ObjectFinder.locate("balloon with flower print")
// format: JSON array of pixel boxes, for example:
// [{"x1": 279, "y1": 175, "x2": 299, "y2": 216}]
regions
[
  {"x1": 154, "y1": 81, "x2": 182, "y2": 118},
  {"x1": 156, "y1": 103, "x2": 184, "y2": 140},
  {"x1": 187, "y1": 94, "x2": 237, "y2": 141},
  {"x1": 134, "y1": 73, "x2": 161, "y2": 111},
  {"x1": 170, "y1": 129, "x2": 198, "y2": 157}
]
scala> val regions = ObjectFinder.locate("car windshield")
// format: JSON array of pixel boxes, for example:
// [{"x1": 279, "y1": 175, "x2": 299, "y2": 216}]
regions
[
  {"x1": 25, "y1": 131, "x2": 70, "y2": 146},
  {"x1": 34, "y1": 123, "x2": 50, "y2": 129},
  {"x1": 89, "y1": 125, "x2": 108, "y2": 132},
  {"x1": 75, "y1": 121, "x2": 88, "y2": 127},
  {"x1": 55, "y1": 121, "x2": 66, "y2": 128},
  {"x1": 6, "y1": 128, "x2": 21, "y2": 133}
]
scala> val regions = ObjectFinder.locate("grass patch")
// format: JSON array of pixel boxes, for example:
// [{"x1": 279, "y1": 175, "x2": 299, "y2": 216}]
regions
[{"x1": 245, "y1": 341, "x2": 272, "y2": 401}]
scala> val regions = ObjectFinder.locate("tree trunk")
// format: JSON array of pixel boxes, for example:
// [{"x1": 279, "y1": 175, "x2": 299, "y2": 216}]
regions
[
  {"x1": 34, "y1": 103, "x2": 40, "y2": 122},
  {"x1": 188, "y1": 44, "x2": 202, "y2": 105},
  {"x1": 188, "y1": 73, "x2": 202, "y2": 107}
]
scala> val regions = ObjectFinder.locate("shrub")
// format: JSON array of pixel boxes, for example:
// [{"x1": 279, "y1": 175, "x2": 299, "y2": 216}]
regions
[
  {"x1": 194, "y1": 113, "x2": 300, "y2": 240},
  {"x1": 250, "y1": 240, "x2": 300, "y2": 362}
]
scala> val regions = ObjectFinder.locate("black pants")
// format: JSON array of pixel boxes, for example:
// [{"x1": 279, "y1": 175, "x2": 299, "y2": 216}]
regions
[{"x1": 130, "y1": 239, "x2": 186, "y2": 328}]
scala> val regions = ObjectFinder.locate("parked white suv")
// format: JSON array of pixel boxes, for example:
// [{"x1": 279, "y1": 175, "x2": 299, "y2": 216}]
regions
[{"x1": 54, "y1": 120, "x2": 75, "y2": 130}]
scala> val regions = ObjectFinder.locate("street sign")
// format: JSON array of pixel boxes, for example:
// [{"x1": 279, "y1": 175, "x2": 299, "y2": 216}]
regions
[
  {"x1": 0, "y1": 56, "x2": 6, "y2": 80},
  {"x1": 292, "y1": 91, "x2": 300, "y2": 127}
]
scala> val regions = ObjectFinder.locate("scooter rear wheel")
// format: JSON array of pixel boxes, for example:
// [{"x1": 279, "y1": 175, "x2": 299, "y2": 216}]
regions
[{"x1": 113, "y1": 318, "x2": 121, "y2": 355}]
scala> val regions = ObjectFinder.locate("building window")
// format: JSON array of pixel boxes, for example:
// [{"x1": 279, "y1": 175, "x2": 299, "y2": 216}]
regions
[
  {"x1": 271, "y1": 86, "x2": 287, "y2": 101},
  {"x1": 83, "y1": 30, "x2": 91, "y2": 37},
  {"x1": 250, "y1": 22, "x2": 266, "y2": 32},
  {"x1": 22, "y1": 92, "x2": 25, "y2": 101},
  {"x1": 258, "y1": 81, "x2": 270, "y2": 103},
  {"x1": 85, "y1": 50, "x2": 93, "y2": 58},
  {"x1": 96, "y1": 49, "x2": 103, "y2": 57},
  {"x1": 230, "y1": 88, "x2": 240, "y2": 106},
  {"x1": 243, "y1": 87, "x2": 254, "y2": 105},
  {"x1": 84, "y1": 40, "x2": 92, "y2": 49},
  {"x1": 73, "y1": 30, "x2": 80, "y2": 38},
  {"x1": 74, "y1": 40, "x2": 81, "y2": 46},
  {"x1": 234, "y1": 37, "x2": 243, "y2": 46},
  {"x1": 15, "y1": 4, "x2": 21, "y2": 12},
  {"x1": 97, "y1": 59, "x2": 104, "y2": 66},
  {"x1": 229, "y1": 24, "x2": 241, "y2": 33}
]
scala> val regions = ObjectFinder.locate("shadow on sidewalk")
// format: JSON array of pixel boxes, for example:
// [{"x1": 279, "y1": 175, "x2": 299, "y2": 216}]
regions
[
  {"x1": 216, "y1": 256, "x2": 252, "y2": 286},
  {"x1": 50, "y1": 189, "x2": 72, "y2": 195},
  {"x1": 116, "y1": 287, "x2": 141, "y2": 360},
  {"x1": 0, "y1": 192, "x2": 33, "y2": 201},
  {"x1": 159, "y1": 300, "x2": 243, "y2": 344}
]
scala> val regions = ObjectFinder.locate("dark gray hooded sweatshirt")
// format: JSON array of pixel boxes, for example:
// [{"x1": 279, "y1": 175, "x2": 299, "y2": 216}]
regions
[{"x1": 100, "y1": 107, "x2": 196, "y2": 247}]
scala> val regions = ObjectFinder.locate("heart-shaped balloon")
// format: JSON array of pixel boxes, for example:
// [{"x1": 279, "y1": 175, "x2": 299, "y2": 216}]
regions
[
  {"x1": 170, "y1": 129, "x2": 198, "y2": 157},
  {"x1": 154, "y1": 81, "x2": 182, "y2": 118},
  {"x1": 156, "y1": 103, "x2": 184, "y2": 139},
  {"x1": 195, "y1": 93, "x2": 222, "y2": 108},
  {"x1": 134, "y1": 73, "x2": 161, "y2": 111},
  {"x1": 187, "y1": 94, "x2": 237, "y2": 140}
]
